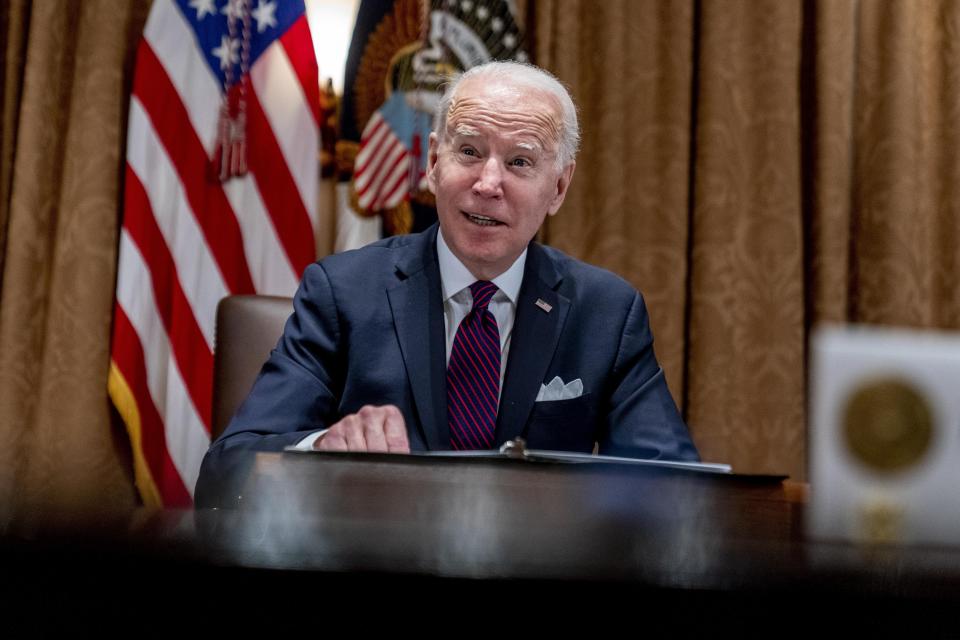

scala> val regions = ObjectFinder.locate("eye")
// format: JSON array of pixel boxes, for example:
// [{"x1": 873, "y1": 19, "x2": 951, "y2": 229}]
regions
[
  {"x1": 510, "y1": 157, "x2": 531, "y2": 168},
  {"x1": 459, "y1": 146, "x2": 479, "y2": 157}
]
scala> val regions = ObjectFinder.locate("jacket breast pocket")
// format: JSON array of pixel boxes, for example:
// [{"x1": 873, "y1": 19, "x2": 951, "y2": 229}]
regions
[{"x1": 522, "y1": 393, "x2": 596, "y2": 453}]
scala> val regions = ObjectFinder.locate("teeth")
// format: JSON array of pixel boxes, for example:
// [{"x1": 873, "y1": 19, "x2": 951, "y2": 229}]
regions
[{"x1": 466, "y1": 212, "x2": 499, "y2": 226}]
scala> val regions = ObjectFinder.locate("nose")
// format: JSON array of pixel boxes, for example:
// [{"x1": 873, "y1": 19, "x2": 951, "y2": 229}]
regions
[{"x1": 472, "y1": 157, "x2": 503, "y2": 199}]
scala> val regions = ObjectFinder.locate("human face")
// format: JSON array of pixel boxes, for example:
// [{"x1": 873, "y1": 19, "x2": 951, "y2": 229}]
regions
[{"x1": 427, "y1": 77, "x2": 575, "y2": 280}]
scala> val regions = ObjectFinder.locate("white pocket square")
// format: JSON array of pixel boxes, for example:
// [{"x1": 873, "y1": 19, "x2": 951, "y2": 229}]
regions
[{"x1": 536, "y1": 376, "x2": 583, "y2": 402}]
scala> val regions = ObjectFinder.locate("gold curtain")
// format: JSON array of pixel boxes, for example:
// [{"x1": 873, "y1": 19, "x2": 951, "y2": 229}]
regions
[
  {"x1": 0, "y1": 0, "x2": 149, "y2": 529},
  {"x1": 536, "y1": 0, "x2": 960, "y2": 480}
]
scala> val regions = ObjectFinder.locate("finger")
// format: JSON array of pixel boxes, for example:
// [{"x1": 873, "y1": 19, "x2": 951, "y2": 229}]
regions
[
  {"x1": 382, "y1": 405, "x2": 410, "y2": 453},
  {"x1": 322, "y1": 415, "x2": 366, "y2": 452},
  {"x1": 362, "y1": 409, "x2": 389, "y2": 453},
  {"x1": 341, "y1": 415, "x2": 367, "y2": 452},
  {"x1": 315, "y1": 430, "x2": 348, "y2": 452}
]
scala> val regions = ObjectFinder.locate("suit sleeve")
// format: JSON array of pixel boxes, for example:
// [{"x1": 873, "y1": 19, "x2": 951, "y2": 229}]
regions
[
  {"x1": 195, "y1": 263, "x2": 345, "y2": 507},
  {"x1": 598, "y1": 291, "x2": 700, "y2": 462}
]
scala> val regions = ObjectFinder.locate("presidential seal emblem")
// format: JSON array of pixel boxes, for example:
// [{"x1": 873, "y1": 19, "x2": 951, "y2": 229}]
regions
[{"x1": 842, "y1": 377, "x2": 934, "y2": 473}]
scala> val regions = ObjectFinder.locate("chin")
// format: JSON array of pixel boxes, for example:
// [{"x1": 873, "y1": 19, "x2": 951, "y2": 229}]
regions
[{"x1": 462, "y1": 247, "x2": 500, "y2": 266}]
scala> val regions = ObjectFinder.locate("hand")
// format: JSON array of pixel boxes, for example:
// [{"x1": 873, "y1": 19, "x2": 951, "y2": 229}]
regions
[{"x1": 313, "y1": 404, "x2": 410, "y2": 453}]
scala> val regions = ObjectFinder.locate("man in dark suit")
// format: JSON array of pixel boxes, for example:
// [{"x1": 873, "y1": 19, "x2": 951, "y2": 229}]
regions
[{"x1": 196, "y1": 61, "x2": 698, "y2": 505}]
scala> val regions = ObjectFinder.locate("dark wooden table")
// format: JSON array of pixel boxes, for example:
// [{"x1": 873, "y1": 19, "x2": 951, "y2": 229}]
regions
[{"x1": 5, "y1": 451, "x2": 960, "y2": 635}]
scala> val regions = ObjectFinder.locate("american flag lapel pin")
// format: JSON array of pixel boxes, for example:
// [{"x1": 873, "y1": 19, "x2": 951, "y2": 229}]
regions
[{"x1": 535, "y1": 298, "x2": 553, "y2": 313}]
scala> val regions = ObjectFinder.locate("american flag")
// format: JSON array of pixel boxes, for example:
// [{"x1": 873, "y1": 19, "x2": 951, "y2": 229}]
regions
[
  {"x1": 354, "y1": 92, "x2": 431, "y2": 212},
  {"x1": 108, "y1": 0, "x2": 320, "y2": 507}
]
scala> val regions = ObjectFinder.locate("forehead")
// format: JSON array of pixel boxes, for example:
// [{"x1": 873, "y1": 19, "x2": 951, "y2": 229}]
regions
[{"x1": 445, "y1": 77, "x2": 563, "y2": 147}]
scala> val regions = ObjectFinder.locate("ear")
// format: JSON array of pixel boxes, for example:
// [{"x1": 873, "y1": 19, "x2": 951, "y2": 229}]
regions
[
  {"x1": 426, "y1": 132, "x2": 440, "y2": 195},
  {"x1": 547, "y1": 161, "x2": 576, "y2": 216}
]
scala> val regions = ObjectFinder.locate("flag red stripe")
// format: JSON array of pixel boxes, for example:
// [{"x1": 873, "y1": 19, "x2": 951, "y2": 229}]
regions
[
  {"x1": 373, "y1": 160, "x2": 410, "y2": 210},
  {"x1": 357, "y1": 141, "x2": 405, "y2": 198},
  {"x1": 280, "y1": 15, "x2": 321, "y2": 126},
  {"x1": 354, "y1": 119, "x2": 387, "y2": 175},
  {"x1": 245, "y1": 87, "x2": 317, "y2": 275},
  {"x1": 355, "y1": 133, "x2": 395, "y2": 182},
  {"x1": 123, "y1": 166, "x2": 214, "y2": 431},
  {"x1": 111, "y1": 306, "x2": 193, "y2": 506},
  {"x1": 133, "y1": 41, "x2": 256, "y2": 295}
]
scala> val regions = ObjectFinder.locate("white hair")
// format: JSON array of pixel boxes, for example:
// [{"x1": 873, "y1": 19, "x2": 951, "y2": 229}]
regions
[{"x1": 435, "y1": 61, "x2": 580, "y2": 168}]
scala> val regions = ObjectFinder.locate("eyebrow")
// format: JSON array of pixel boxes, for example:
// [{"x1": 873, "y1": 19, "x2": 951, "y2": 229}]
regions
[
  {"x1": 452, "y1": 124, "x2": 480, "y2": 137},
  {"x1": 449, "y1": 126, "x2": 545, "y2": 155}
]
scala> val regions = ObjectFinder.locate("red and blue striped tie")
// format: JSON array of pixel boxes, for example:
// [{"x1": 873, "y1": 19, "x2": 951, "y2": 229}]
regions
[{"x1": 447, "y1": 281, "x2": 500, "y2": 450}]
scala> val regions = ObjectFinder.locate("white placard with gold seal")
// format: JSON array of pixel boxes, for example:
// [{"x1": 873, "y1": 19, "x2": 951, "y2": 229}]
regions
[{"x1": 809, "y1": 325, "x2": 960, "y2": 546}]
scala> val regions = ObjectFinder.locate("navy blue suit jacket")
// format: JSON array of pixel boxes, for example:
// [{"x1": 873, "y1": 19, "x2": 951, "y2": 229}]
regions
[{"x1": 196, "y1": 225, "x2": 698, "y2": 505}]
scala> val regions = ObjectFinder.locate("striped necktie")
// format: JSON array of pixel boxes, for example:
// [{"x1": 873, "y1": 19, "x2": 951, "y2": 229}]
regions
[{"x1": 447, "y1": 281, "x2": 500, "y2": 450}]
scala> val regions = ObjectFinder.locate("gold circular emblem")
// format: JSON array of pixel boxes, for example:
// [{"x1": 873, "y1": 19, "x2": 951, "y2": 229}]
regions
[{"x1": 842, "y1": 378, "x2": 934, "y2": 472}]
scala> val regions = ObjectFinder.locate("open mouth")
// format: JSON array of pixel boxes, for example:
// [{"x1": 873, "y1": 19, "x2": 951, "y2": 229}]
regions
[{"x1": 462, "y1": 211, "x2": 502, "y2": 227}]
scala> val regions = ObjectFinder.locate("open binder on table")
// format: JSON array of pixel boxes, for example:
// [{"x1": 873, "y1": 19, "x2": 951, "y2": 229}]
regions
[{"x1": 285, "y1": 437, "x2": 733, "y2": 475}]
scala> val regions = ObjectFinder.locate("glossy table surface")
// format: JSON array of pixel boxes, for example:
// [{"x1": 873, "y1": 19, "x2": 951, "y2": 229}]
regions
[{"x1": 6, "y1": 451, "x2": 960, "y2": 634}]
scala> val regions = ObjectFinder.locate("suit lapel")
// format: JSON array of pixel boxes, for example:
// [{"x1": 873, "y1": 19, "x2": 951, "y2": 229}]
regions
[
  {"x1": 387, "y1": 226, "x2": 449, "y2": 450},
  {"x1": 495, "y1": 244, "x2": 570, "y2": 445}
]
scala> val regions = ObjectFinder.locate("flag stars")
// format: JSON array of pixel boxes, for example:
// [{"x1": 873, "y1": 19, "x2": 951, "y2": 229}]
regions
[
  {"x1": 491, "y1": 16, "x2": 503, "y2": 32},
  {"x1": 212, "y1": 34, "x2": 240, "y2": 70},
  {"x1": 476, "y1": 6, "x2": 489, "y2": 20},
  {"x1": 461, "y1": 0, "x2": 474, "y2": 12},
  {"x1": 222, "y1": 0, "x2": 245, "y2": 20},
  {"x1": 252, "y1": 0, "x2": 277, "y2": 33},
  {"x1": 189, "y1": 0, "x2": 216, "y2": 20},
  {"x1": 516, "y1": 50, "x2": 528, "y2": 62},
  {"x1": 503, "y1": 32, "x2": 517, "y2": 48}
]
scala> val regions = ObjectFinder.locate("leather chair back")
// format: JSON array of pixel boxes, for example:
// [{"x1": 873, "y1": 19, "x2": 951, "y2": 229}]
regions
[{"x1": 212, "y1": 295, "x2": 293, "y2": 440}]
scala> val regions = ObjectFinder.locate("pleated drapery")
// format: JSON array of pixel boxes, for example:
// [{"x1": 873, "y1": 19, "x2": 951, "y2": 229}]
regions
[{"x1": 535, "y1": 0, "x2": 960, "y2": 480}]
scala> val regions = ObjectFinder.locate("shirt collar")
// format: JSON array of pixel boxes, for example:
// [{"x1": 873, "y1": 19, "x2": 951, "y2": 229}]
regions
[{"x1": 437, "y1": 227, "x2": 526, "y2": 304}]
